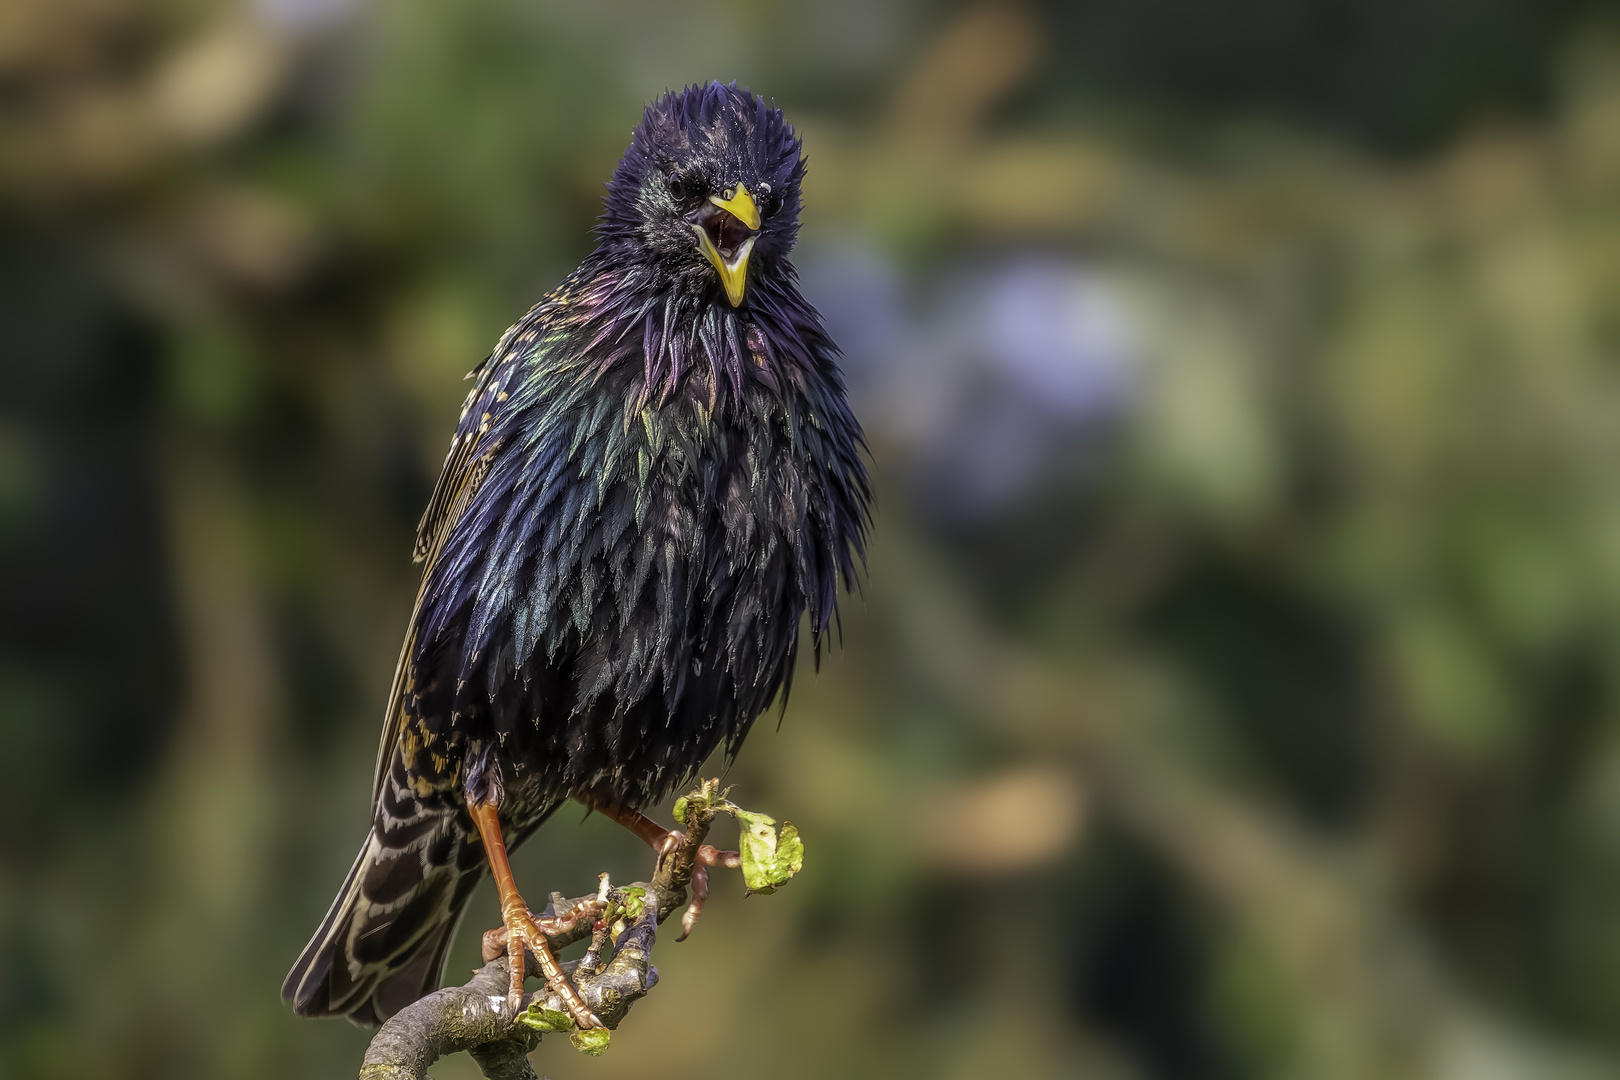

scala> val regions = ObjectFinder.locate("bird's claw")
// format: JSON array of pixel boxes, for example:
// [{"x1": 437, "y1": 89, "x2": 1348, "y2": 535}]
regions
[
  {"x1": 653, "y1": 830, "x2": 683, "y2": 876},
  {"x1": 481, "y1": 897, "x2": 605, "y2": 963},
  {"x1": 485, "y1": 904, "x2": 604, "y2": 1029}
]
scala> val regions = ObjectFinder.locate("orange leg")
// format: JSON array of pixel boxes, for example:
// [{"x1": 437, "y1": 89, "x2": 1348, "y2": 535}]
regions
[
  {"x1": 582, "y1": 797, "x2": 682, "y2": 852},
  {"x1": 469, "y1": 801, "x2": 602, "y2": 1029}
]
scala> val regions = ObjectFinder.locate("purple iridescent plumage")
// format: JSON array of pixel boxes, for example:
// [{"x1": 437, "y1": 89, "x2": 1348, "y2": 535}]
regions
[{"x1": 284, "y1": 82, "x2": 870, "y2": 1025}]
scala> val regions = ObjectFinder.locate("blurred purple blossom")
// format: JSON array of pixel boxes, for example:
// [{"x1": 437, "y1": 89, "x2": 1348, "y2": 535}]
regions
[{"x1": 801, "y1": 241, "x2": 1139, "y2": 518}]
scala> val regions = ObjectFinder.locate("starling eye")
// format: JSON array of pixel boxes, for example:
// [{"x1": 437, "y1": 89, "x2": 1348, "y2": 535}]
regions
[{"x1": 666, "y1": 172, "x2": 687, "y2": 201}]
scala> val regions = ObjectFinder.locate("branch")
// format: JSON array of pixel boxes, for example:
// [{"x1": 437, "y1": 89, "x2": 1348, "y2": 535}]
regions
[{"x1": 357, "y1": 781, "x2": 795, "y2": 1079}]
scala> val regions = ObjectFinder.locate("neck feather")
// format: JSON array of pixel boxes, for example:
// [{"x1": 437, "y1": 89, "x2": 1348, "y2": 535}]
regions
[{"x1": 555, "y1": 252, "x2": 831, "y2": 410}]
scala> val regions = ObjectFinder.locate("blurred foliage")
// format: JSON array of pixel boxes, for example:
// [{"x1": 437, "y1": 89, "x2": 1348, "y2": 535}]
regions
[{"x1": 5, "y1": 0, "x2": 1620, "y2": 1077}]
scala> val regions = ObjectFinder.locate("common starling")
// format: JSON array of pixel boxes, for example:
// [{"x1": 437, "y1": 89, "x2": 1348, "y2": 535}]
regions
[{"x1": 283, "y1": 82, "x2": 870, "y2": 1027}]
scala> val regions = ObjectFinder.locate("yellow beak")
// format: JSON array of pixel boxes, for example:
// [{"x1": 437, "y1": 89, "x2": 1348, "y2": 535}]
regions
[
  {"x1": 693, "y1": 231, "x2": 756, "y2": 307},
  {"x1": 692, "y1": 184, "x2": 762, "y2": 307}
]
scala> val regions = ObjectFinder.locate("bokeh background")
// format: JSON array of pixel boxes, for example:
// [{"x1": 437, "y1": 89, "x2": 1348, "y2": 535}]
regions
[{"x1": 6, "y1": 0, "x2": 1620, "y2": 1076}]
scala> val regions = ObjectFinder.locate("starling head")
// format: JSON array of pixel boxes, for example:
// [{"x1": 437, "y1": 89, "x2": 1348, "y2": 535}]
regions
[{"x1": 598, "y1": 81, "x2": 805, "y2": 308}]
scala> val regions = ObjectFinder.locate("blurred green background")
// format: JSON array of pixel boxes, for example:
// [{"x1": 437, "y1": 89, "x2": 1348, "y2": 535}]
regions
[{"x1": 6, "y1": 0, "x2": 1620, "y2": 1076}]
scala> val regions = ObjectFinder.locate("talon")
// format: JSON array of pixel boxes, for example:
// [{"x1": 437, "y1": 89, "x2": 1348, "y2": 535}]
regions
[
  {"x1": 504, "y1": 916, "x2": 527, "y2": 1014},
  {"x1": 653, "y1": 829, "x2": 682, "y2": 870},
  {"x1": 482, "y1": 925, "x2": 509, "y2": 963}
]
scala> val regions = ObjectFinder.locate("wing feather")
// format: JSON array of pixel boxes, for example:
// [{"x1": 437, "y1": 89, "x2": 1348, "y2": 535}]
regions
[
  {"x1": 374, "y1": 351, "x2": 508, "y2": 804},
  {"x1": 371, "y1": 290, "x2": 573, "y2": 807}
]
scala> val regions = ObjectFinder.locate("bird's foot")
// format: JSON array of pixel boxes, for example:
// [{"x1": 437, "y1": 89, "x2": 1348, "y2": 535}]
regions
[
  {"x1": 480, "y1": 895, "x2": 605, "y2": 964},
  {"x1": 487, "y1": 900, "x2": 604, "y2": 1030}
]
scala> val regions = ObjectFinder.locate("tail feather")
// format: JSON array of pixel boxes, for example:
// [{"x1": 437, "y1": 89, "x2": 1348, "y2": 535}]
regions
[
  {"x1": 281, "y1": 841, "x2": 366, "y2": 1014},
  {"x1": 283, "y1": 819, "x2": 483, "y2": 1024},
  {"x1": 345, "y1": 900, "x2": 471, "y2": 1027}
]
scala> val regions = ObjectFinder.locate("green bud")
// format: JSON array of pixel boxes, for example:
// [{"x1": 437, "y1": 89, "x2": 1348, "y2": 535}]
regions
[
  {"x1": 516, "y1": 1006, "x2": 575, "y2": 1034},
  {"x1": 571, "y1": 1028, "x2": 612, "y2": 1055}
]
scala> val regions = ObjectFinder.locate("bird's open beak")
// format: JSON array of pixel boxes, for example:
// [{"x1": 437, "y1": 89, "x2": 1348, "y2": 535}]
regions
[{"x1": 691, "y1": 183, "x2": 761, "y2": 307}]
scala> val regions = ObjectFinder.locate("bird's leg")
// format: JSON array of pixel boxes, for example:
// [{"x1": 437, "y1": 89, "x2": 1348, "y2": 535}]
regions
[
  {"x1": 468, "y1": 801, "x2": 602, "y2": 1029},
  {"x1": 583, "y1": 798, "x2": 679, "y2": 854},
  {"x1": 577, "y1": 795, "x2": 740, "y2": 936}
]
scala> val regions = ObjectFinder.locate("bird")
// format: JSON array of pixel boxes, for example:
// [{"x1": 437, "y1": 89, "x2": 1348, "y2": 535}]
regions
[{"x1": 282, "y1": 81, "x2": 870, "y2": 1028}]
